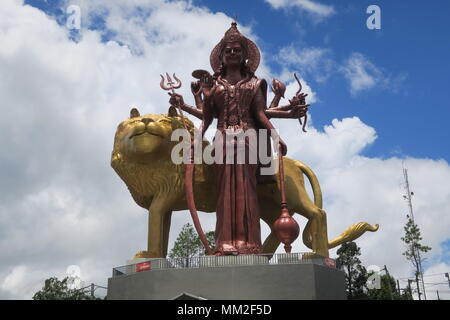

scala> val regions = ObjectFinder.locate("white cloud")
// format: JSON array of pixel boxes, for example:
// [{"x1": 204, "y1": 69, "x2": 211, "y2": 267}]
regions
[
  {"x1": 265, "y1": 0, "x2": 335, "y2": 18},
  {"x1": 420, "y1": 263, "x2": 450, "y2": 300},
  {"x1": 340, "y1": 52, "x2": 390, "y2": 96},
  {"x1": 276, "y1": 47, "x2": 406, "y2": 96},
  {"x1": 277, "y1": 45, "x2": 335, "y2": 83},
  {"x1": 1, "y1": 266, "x2": 28, "y2": 298},
  {"x1": 0, "y1": 0, "x2": 447, "y2": 300}
]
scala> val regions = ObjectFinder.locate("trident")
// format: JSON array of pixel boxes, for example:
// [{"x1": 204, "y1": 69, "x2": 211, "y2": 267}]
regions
[
  {"x1": 160, "y1": 72, "x2": 182, "y2": 94},
  {"x1": 160, "y1": 72, "x2": 189, "y2": 128}
]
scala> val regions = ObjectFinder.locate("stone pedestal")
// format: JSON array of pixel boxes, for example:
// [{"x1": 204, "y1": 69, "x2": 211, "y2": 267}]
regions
[{"x1": 107, "y1": 258, "x2": 346, "y2": 300}]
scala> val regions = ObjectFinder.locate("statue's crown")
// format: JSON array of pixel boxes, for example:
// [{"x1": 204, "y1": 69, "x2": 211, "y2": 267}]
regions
[{"x1": 223, "y1": 22, "x2": 245, "y2": 44}]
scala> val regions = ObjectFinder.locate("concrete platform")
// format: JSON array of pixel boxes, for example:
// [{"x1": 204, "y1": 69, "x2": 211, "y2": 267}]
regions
[{"x1": 107, "y1": 259, "x2": 346, "y2": 300}]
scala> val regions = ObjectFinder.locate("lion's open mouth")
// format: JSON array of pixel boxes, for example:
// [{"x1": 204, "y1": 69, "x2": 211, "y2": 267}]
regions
[{"x1": 130, "y1": 131, "x2": 163, "y2": 139}]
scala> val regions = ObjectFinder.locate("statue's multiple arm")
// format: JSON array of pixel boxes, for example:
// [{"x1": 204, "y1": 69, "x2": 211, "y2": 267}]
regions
[
  {"x1": 268, "y1": 79, "x2": 285, "y2": 109},
  {"x1": 171, "y1": 76, "x2": 309, "y2": 122},
  {"x1": 265, "y1": 103, "x2": 309, "y2": 119},
  {"x1": 179, "y1": 102, "x2": 203, "y2": 119},
  {"x1": 175, "y1": 79, "x2": 213, "y2": 120},
  {"x1": 265, "y1": 79, "x2": 309, "y2": 119},
  {"x1": 178, "y1": 98, "x2": 308, "y2": 121},
  {"x1": 169, "y1": 84, "x2": 203, "y2": 119}
]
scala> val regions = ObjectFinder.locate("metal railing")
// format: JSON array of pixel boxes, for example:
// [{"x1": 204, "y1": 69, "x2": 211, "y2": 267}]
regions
[{"x1": 112, "y1": 252, "x2": 336, "y2": 277}]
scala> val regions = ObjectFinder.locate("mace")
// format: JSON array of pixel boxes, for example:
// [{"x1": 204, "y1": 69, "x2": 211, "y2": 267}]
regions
[
  {"x1": 273, "y1": 73, "x2": 307, "y2": 253},
  {"x1": 273, "y1": 143, "x2": 300, "y2": 253}
]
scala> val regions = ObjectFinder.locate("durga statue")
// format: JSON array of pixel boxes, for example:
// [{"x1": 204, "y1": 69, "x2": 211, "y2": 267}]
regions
[
  {"x1": 112, "y1": 21, "x2": 379, "y2": 260},
  {"x1": 169, "y1": 22, "x2": 312, "y2": 256}
]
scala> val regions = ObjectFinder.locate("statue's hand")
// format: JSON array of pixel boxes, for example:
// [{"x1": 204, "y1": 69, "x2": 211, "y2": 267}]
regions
[
  {"x1": 271, "y1": 79, "x2": 286, "y2": 98},
  {"x1": 169, "y1": 92, "x2": 184, "y2": 107},
  {"x1": 191, "y1": 81, "x2": 201, "y2": 96},
  {"x1": 288, "y1": 103, "x2": 309, "y2": 118},
  {"x1": 192, "y1": 69, "x2": 214, "y2": 98},
  {"x1": 200, "y1": 74, "x2": 214, "y2": 98},
  {"x1": 288, "y1": 92, "x2": 309, "y2": 116},
  {"x1": 278, "y1": 138, "x2": 288, "y2": 156},
  {"x1": 289, "y1": 92, "x2": 307, "y2": 105},
  {"x1": 200, "y1": 73, "x2": 214, "y2": 89}
]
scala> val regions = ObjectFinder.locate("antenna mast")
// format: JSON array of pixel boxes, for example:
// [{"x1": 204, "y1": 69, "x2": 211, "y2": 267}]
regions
[{"x1": 402, "y1": 164, "x2": 427, "y2": 300}]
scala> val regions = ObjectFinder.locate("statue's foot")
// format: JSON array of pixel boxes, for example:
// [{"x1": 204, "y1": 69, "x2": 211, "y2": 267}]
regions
[
  {"x1": 133, "y1": 250, "x2": 162, "y2": 259},
  {"x1": 214, "y1": 243, "x2": 238, "y2": 256}
]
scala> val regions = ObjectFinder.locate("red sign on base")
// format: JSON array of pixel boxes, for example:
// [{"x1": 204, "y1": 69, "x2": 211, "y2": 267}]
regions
[
  {"x1": 324, "y1": 258, "x2": 336, "y2": 269},
  {"x1": 136, "y1": 261, "x2": 151, "y2": 272}
]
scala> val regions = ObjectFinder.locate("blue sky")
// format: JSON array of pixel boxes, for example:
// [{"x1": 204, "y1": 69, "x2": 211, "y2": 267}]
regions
[
  {"x1": 25, "y1": 0, "x2": 450, "y2": 162},
  {"x1": 192, "y1": 0, "x2": 450, "y2": 161},
  {"x1": 1, "y1": 0, "x2": 448, "y2": 299}
]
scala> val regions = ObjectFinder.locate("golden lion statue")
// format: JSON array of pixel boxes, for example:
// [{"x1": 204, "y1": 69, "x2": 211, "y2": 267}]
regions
[{"x1": 111, "y1": 107, "x2": 379, "y2": 259}]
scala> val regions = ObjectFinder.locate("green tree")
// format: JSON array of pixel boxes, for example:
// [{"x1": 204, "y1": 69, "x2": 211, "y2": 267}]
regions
[
  {"x1": 33, "y1": 277, "x2": 97, "y2": 300},
  {"x1": 401, "y1": 215, "x2": 431, "y2": 299},
  {"x1": 367, "y1": 274, "x2": 412, "y2": 300},
  {"x1": 336, "y1": 241, "x2": 368, "y2": 300},
  {"x1": 168, "y1": 223, "x2": 215, "y2": 267}
]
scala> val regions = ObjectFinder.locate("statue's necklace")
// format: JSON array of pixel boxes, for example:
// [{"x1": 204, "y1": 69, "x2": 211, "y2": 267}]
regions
[{"x1": 218, "y1": 76, "x2": 248, "y2": 127}]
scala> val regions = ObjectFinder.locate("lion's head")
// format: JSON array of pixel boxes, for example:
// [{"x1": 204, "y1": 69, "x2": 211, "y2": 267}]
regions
[
  {"x1": 111, "y1": 107, "x2": 196, "y2": 209},
  {"x1": 112, "y1": 107, "x2": 195, "y2": 164}
]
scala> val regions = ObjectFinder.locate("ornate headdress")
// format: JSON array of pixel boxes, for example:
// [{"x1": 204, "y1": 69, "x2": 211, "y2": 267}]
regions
[{"x1": 210, "y1": 22, "x2": 261, "y2": 74}]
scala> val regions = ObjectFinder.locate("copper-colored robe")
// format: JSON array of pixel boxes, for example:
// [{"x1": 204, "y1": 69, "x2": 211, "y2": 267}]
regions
[{"x1": 210, "y1": 76, "x2": 267, "y2": 255}]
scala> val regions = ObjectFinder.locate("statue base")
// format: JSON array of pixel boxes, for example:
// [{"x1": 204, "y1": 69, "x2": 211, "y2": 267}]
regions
[{"x1": 107, "y1": 254, "x2": 346, "y2": 300}]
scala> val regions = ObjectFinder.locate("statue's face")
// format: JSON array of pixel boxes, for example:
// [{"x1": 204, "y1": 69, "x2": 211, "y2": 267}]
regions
[{"x1": 222, "y1": 42, "x2": 244, "y2": 67}]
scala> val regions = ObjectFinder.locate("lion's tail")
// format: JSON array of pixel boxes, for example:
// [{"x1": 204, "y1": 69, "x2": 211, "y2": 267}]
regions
[
  {"x1": 294, "y1": 160, "x2": 379, "y2": 250},
  {"x1": 292, "y1": 160, "x2": 323, "y2": 209},
  {"x1": 327, "y1": 222, "x2": 379, "y2": 249},
  {"x1": 292, "y1": 160, "x2": 322, "y2": 250}
]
